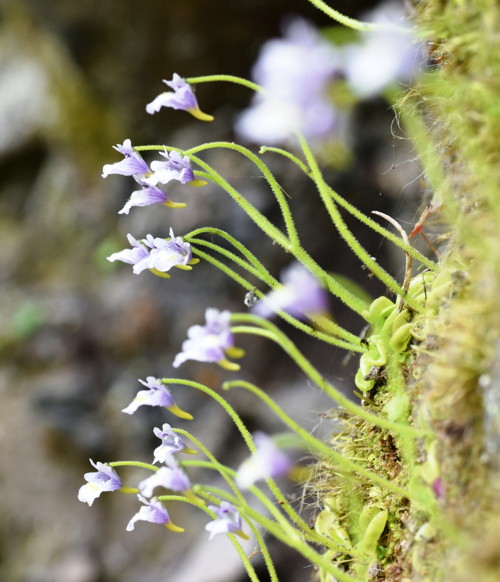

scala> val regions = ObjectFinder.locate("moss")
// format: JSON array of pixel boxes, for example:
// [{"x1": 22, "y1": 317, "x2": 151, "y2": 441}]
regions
[{"x1": 312, "y1": 1, "x2": 500, "y2": 580}]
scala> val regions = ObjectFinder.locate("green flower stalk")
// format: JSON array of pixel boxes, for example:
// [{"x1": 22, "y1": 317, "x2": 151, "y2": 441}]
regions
[
  {"x1": 182, "y1": 231, "x2": 363, "y2": 350},
  {"x1": 164, "y1": 380, "x2": 314, "y2": 531},
  {"x1": 229, "y1": 313, "x2": 427, "y2": 438}
]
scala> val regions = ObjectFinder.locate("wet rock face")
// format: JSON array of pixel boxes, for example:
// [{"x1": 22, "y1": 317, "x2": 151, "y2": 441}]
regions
[{"x1": 0, "y1": 1, "x2": 418, "y2": 581}]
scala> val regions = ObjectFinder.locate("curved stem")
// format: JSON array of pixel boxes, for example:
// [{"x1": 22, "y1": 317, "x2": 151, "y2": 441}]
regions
[
  {"x1": 157, "y1": 493, "x2": 261, "y2": 582},
  {"x1": 297, "y1": 132, "x2": 422, "y2": 312},
  {"x1": 199, "y1": 488, "x2": 360, "y2": 582},
  {"x1": 187, "y1": 236, "x2": 271, "y2": 283},
  {"x1": 134, "y1": 144, "x2": 286, "y2": 247},
  {"x1": 259, "y1": 146, "x2": 310, "y2": 174},
  {"x1": 185, "y1": 143, "x2": 369, "y2": 316},
  {"x1": 110, "y1": 460, "x2": 157, "y2": 471},
  {"x1": 186, "y1": 74, "x2": 263, "y2": 93},
  {"x1": 164, "y1": 379, "x2": 313, "y2": 528},
  {"x1": 136, "y1": 143, "x2": 369, "y2": 316},
  {"x1": 229, "y1": 314, "x2": 428, "y2": 438},
  {"x1": 174, "y1": 429, "x2": 246, "y2": 503},
  {"x1": 326, "y1": 184, "x2": 437, "y2": 272},
  {"x1": 186, "y1": 141, "x2": 300, "y2": 246},
  {"x1": 223, "y1": 380, "x2": 418, "y2": 502},
  {"x1": 306, "y1": 0, "x2": 407, "y2": 33},
  {"x1": 135, "y1": 140, "x2": 433, "y2": 270},
  {"x1": 186, "y1": 226, "x2": 275, "y2": 274},
  {"x1": 189, "y1": 243, "x2": 364, "y2": 351},
  {"x1": 140, "y1": 141, "x2": 289, "y2": 242}
]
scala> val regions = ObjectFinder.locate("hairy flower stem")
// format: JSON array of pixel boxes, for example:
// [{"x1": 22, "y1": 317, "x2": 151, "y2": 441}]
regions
[
  {"x1": 110, "y1": 460, "x2": 158, "y2": 472},
  {"x1": 260, "y1": 145, "x2": 436, "y2": 272},
  {"x1": 186, "y1": 227, "x2": 275, "y2": 275},
  {"x1": 230, "y1": 314, "x2": 428, "y2": 439},
  {"x1": 187, "y1": 74, "x2": 263, "y2": 94},
  {"x1": 164, "y1": 379, "x2": 310, "y2": 529},
  {"x1": 186, "y1": 459, "x2": 342, "y2": 552},
  {"x1": 197, "y1": 487, "x2": 361, "y2": 582},
  {"x1": 157, "y1": 494, "x2": 262, "y2": 582},
  {"x1": 137, "y1": 145, "x2": 289, "y2": 247},
  {"x1": 184, "y1": 145, "x2": 365, "y2": 313},
  {"x1": 223, "y1": 379, "x2": 418, "y2": 501},
  {"x1": 136, "y1": 144, "x2": 368, "y2": 316},
  {"x1": 259, "y1": 146, "x2": 310, "y2": 174},
  {"x1": 306, "y1": 0, "x2": 407, "y2": 33},
  {"x1": 325, "y1": 184, "x2": 437, "y2": 272},
  {"x1": 186, "y1": 141, "x2": 300, "y2": 246},
  {"x1": 298, "y1": 132, "x2": 423, "y2": 312},
  {"x1": 184, "y1": 242, "x2": 363, "y2": 351}
]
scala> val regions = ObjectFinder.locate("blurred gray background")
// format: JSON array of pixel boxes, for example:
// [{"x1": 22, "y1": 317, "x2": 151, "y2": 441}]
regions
[{"x1": 0, "y1": 1, "x2": 426, "y2": 581}]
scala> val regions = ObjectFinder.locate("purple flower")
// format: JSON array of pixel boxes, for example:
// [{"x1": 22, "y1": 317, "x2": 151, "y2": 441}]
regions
[
  {"x1": 146, "y1": 231, "x2": 193, "y2": 274},
  {"x1": 146, "y1": 74, "x2": 214, "y2": 122},
  {"x1": 344, "y1": 2, "x2": 422, "y2": 98},
  {"x1": 235, "y1": 433, "x2": 292, "y2": 489},
  {"x1": 173, "y1": 308, "x2": 244, "y2": 371},
  {"x1": 236, "y1": 18, "x2": 340, "y2": 145},
  {"x1": 144, "y1": 151, "x2": 195, "y2": 186},
  {"x1": 122, "y1": 376, "x2": 193, "y2": 419},
  {"x1": 139, "y1": 457, "x2": 191, "y2": 498},
  {"x1": 107, "y1": 229, "x2": 196, "y2": 276},
  {"x1": 78, "y1": 460, "x2": 122, "y2": 506},
  {"x1": 118, "y1": 152, "x2": 206, "y2": 214},
  {"x1": 102, "y1": 139, "x2": 150, "y2": 180},
  {"x1": 251, "y1": 262, "x2": 329, "y2": 320},
  {"x1": 126, "y1": 495, "x2": 184, "y2": 532},
  {"x1": 205, "y1": 501, "x2": 247, "y2": 540},
  {"x1": 106, "y1": 233, "x2": 151, "y2": 273},
  {"x1": 153, "y1": 423, "x2": 190, "y2": 464},
  {"x1": 118, "y1": 185, "x2": 180, "y2": 215}
]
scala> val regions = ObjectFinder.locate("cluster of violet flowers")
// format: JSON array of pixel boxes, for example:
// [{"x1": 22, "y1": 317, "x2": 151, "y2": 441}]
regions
[
  {"x1": 79, "y1": 3, "x2": 433, "y2": 581},
  {"x1": 78, "y1": 373, "x2": 292, "y2": 539}
]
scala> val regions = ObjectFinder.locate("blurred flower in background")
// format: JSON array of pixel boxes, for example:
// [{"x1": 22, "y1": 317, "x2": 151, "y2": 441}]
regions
[
  {"x1": 344, "y1": 1, "x2": 423, "y2": 98},
  {"x1": 235, "y1": 432, "x2": 293, "y2": 489},
  {"x1": 235, "y1": 17, "x2": 341, "y2": 145},
  {"x1": 236, "y1": 2, "x2": 423, "y2": 147},
  {"x1": 252, "y1": 262, "x2": 329, "y2": 320}
]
